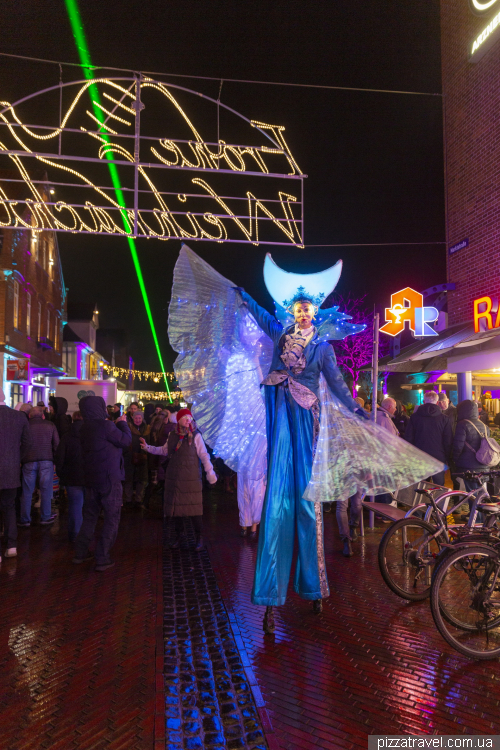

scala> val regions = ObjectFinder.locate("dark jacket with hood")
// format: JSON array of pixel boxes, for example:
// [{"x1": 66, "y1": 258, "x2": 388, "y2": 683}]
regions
[
  {"x1": 55, "y1": 419, "x2": 85, "y2": 486},
  {"x1": 79, "y1": 396, "x2": 131, "y2": 489},
  {"x1": 49, "y1": 396, "x2": 72, "y2": 438},
  {"x1": 404, "y1": 402, "x2": 453, "y2": 464},
  {"x1": 453, "y1": 400, "x2": 491, "y2": 470}
]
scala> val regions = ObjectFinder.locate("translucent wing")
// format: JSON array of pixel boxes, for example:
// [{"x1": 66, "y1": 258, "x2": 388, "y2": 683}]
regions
[
  {"x1": 169, "y1": 245, "x2": 272, "y2": 502},
  {"x1": 303, "y1": 376, "x2": 444, "y2": 503}
]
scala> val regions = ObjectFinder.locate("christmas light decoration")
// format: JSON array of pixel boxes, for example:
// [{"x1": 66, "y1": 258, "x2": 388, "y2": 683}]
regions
[
  {"x1": 0, "y1": 76, "x2": 304, "y2": 246},
  {"x1": 102, "y1": 364, "x2": 177, "y2": 382}
]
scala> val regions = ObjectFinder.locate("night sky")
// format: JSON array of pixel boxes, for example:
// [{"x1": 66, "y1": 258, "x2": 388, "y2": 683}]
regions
[{"x1": 0, "y1": 0, "x2": 445, "y2": 377}]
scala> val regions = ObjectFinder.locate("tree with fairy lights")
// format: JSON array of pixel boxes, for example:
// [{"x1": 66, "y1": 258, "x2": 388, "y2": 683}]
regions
[{"x1": 323, "y1": 292, "x2": 389, "y2": 397}]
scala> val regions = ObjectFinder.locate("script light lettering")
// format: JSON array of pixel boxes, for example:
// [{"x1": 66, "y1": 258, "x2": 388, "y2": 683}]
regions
[{"x1": 0, "y1": 77, "x2": 305, "y2": 247}]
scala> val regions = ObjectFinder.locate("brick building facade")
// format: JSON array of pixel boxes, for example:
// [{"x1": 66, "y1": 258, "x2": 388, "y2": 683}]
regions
[
  {"x1": 0, "y1": 173, "x2": 67, "y2": 405},
  {"x1": 441, "y1": 1, "x2": 500, "y2": 325}
]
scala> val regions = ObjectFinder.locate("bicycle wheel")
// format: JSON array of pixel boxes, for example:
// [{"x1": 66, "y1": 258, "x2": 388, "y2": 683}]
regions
[
  {"x1": 378, "y1": 518, "x2": 443, "y2": 601},
  {"x1": 430, "y1": 545, "x2": 500, "y2": 659}
]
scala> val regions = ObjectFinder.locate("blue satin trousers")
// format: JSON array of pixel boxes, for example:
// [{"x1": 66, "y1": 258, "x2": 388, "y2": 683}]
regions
[{"x1": 251, "y1": 384, "x2": 329, "y2": 606}]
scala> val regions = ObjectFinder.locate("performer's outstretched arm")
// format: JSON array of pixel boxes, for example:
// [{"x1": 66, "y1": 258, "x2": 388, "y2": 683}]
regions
[
  {"x1": 321, "y1": 345, "x2": 360, "y2": 413},
  {"x1": 238, "y1": 290, "x2": 283, "y2": 342}
]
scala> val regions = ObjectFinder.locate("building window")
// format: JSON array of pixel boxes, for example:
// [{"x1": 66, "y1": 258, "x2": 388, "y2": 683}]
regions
[
  {"x1": 47, "y1": 308, "x2": 50, "y2": 340},
  {"x1": 26, "y1": 294, "x2": 31, "y2": 337},
  {"x1": 38, "y1": 301, "x2": 42, "y2": 340},
  {"x1": 54, "y1": 317, "x2": 59, "y2": 351},
  {"x1": 10, "y1": 384, "x2": 24, "y2": 408},
  {"x1": 13, "y1": 280, "x2": 19, "y2": 329}
]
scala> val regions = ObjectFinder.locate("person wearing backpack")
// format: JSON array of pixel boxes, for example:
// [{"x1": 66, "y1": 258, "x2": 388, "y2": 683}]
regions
[{"x1": 452, "y1": 400, "x2": 497, "y2": 497}]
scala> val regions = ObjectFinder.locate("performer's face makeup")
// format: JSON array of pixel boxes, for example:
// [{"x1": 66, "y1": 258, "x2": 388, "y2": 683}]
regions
[{"x1": 294, "y1": 302, "x2": 315, "y2": 329}]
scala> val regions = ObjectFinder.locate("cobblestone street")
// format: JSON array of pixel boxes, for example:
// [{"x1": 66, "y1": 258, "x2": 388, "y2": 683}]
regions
[{"x1": 2, "y1": 489, "x2": 500, "y2": 750}]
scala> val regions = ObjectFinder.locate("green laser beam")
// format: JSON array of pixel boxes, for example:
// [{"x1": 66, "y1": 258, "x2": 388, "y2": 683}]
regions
[{"x1": 64, "y1": 0, "x2": 171, "y2": 400}]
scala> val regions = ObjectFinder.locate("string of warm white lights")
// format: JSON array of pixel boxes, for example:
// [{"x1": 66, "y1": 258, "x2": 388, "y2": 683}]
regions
[
  {"x1": 132, "y1": 391, "x2": 184, "y2": 401},
  {"x1": 103, "y1": 364, "x2": 177, "y2": 382}
]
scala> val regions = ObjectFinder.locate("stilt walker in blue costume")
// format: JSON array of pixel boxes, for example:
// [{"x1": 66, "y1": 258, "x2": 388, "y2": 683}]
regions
[{"x1": 169, "y1": 245, "x2": 443, "y2": 634}]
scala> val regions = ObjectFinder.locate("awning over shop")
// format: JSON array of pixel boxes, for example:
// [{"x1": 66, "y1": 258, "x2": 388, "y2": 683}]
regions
[{"x1": 380, "y1": 322, "x2": 500, "y2": 372}]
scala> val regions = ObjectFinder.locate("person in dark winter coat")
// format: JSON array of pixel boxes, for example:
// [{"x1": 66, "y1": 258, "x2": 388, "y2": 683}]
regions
[
  {"x1": 142, "y1": 410, "x2": 177, "y2": 508},
  {"x1": 393, "y1": 400, "x2": 409, "y2": 438},
  {"x1": 55, "y1": 410, "x2": 85, "y2": 542},
  {"x1": 123, "y1": 410, "x2": 151, "y2": 506},
  {"x1": 49, "y1": 396, "x2": 72, "y2": 437},
  {"x1": 73, "y1": 396, "x2": 131, "y2": 571},
  {"x1": 453, "y1": 399, "x2": 491, "y2": 494},
  {"x1": 404, "y1": 391, "x2": 452, "y2": 485},
  {"x1": 140, "y1": 408, "x2": 216, "y2": 551},
  {"x1": 437, "y1": 392, "x2": 458, "y2": 432},
  {"x1": 19, "y1": 406, "x2": 60, "y2": 526},
  {"x1": 150, "y1": 410, "x2": 176, "y2": 482},
  {"x1": 0, "y1": 388, "x2": 31, "y2": 559}
]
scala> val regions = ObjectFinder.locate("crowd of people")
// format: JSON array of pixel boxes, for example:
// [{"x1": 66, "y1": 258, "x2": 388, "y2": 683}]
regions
[
  {"x1": 0, "y1": 389, "x2": 218, "y2": 568},
  {"x1": 0, "y1": 381, "x2": 495, "y2": 572}
]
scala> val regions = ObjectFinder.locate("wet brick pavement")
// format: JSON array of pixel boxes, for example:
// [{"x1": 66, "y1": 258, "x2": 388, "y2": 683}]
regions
[
  {"x1": 205, "y1": 491, "x2": 500, "y2": 749},
  {"x1": 2, "y1": 488, "x2": 500, "y2": 750},
  {"x1": 0, "y1": 503, "x2": 163, "y2": 750},
  {"x1": 161, "y1": 519, "x2": 268, "y2": 750}
]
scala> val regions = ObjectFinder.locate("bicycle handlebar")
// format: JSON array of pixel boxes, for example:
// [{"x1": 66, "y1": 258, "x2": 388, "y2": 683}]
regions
[{"x1": 451, "y1": 470, "x2": 500, "y2": 480}]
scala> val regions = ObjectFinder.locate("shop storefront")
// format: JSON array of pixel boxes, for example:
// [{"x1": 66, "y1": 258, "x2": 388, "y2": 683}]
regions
[
  {"x1": 2, "y1": 351, "x2": 65, "y2": 407},
  {"x1": 381, "y1": 292, "x2": 500, "y2": 419}
]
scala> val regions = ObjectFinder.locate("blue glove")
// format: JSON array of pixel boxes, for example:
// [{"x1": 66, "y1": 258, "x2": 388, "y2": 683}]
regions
[{"x1": 231, "y1": 286, "x2": 245, "y2": 294}]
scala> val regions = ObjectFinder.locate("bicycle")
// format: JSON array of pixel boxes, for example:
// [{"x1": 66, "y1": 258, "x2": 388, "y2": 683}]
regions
[
  {"x1": 378, "y1": 471, "x2": 500, "y2": 601},
  {"x1": 429, "y1": 502, "x2": 500, "y2": 659}
]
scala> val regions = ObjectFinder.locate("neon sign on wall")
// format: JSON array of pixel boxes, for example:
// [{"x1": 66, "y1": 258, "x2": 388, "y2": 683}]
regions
[
  {"x1": 0, "y1": 77, "x2": 305, "y2": 247},
  {"x1": 469, "y1": 0, "x2": 500, "y2": 14},
  {"x1": 473, "y1": 295, "x2": 500, "y2": 332},
  {"x1": 379, "y1": 287, "x2": 439, "y2": 338}
]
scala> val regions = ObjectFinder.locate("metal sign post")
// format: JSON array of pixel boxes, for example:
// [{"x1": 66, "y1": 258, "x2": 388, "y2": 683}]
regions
[
  {"x1": 372, "y1": 312, "x2": 379, "y2": 422},
  {"x1": 369, "y1": 311, "x2": 380, "y2": 530}
]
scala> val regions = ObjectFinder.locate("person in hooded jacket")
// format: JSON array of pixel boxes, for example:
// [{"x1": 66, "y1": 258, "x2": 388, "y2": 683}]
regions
[
  {"x1": 404, "y1": 391, "x2": 452, "y2": 486},
  {"x1": 453, "y1": 399, "x2": 491, "y2": 497},
  {"x1": 55, "y1": 410, "x2": 85, "y2": 542},
  {"x1": 49, "y1": 396, "x2": 72, "y2": 437},
  {"x1": 73, "y1": 396, "x2": 131, "y2": 571}
]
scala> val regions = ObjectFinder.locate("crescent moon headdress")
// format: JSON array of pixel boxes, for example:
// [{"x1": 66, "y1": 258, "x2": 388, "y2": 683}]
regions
[{"x1": 263, "y1": 253, "x2": 366, "y2": 341}]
